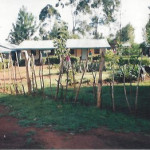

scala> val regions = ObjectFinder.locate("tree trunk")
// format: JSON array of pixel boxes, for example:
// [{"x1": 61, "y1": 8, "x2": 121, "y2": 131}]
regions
[
  {"x1": 72, "y1": 64, "x2": 76, "y2": 90},
  {"x1": 111, "y1": 64, "x2": 115, "y2": 111},
  {"x1": 135, "y1": 65, "x2": 141, "y2": 113},
  {"x1": 8, "y1": 54, "x2": 13, "y2": 94},
  {"x1": 92, "y1": 71, "x2": 97, "y2": 100},
  {"x1": 97, "y1": 49, "x2": 105, "y2": 108},
  {"x1": 47, "y1": 55, "x2": 52, "y2": 90},
  {"x1": 24, "y1": 51, "x2": 31, "y2": 94},
  {"x1": 55, "y1": 55, "x2": 64, "y2": 101},
  {"x1": 32, "y1": 54, "x2": 37, "y2": 91},
  {"x1": 123, "y1": 70, "x2": 131, "y2": 113},
  {"x1": 1, "y1": 55, "x2": 6, "y2": 93},
  {"x1": 64, "y1": 66, "x2": 69, "y2": 102}
]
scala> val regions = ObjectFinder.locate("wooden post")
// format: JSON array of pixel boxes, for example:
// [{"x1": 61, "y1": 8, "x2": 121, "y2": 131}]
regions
[
  {"x1": 111, "y1": 63, "x2": 115, "y2": 111},
  {"x1": 55, "y1": 55, "x2": 64, "y2": 100},
  {"x1": 15, "y1": 52, "x2": 25, "y2": 94},
  {"x1": 97, "y1": 49, "x2": 105, "y2": 108},
  {"x1": 1, "y1": 55, "x2": 6, "y2": 93},
  {"x1": 64, "y1": 65, "x2": 69, "y2": 102},
  {"x1": 8, "y1": 54, "x2": 13, "y2": 94},
  {"x1": 72, "y1": 64, "x2": 76, "y2": 90},
  {"x1": 31, "y1": 54, "x2": 37, "y2": 91},
  {"x1": 92, "y1": 71, "x2": 97, "y2": 100},
  {"x1": 24, "y1": 51, "x2": 31, "y2": 94},
  {"x1": 75, "y1": 52, "x2": 88, "y2": 102}
]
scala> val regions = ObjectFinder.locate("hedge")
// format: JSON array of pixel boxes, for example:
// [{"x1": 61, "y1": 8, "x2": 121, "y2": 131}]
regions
[{"x1": 46, "y1": 56, "x2": 78, "y2": 65}]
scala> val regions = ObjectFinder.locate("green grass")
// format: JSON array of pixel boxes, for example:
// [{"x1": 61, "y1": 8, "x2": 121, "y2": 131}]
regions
[{"x1": 0, "y1": 85, "x2": 150, "y2": 134}]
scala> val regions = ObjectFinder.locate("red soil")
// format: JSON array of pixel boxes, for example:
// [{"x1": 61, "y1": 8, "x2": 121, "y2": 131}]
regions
[{"x1": 0, "y1": 105, "x2": 150, "y2": 149}]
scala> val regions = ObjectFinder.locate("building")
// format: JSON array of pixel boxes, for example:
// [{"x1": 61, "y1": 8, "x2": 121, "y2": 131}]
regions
[
  {"x1": 16, "y1": 39, "x2": 111, "y2": 61},
  {"x1": 0, "y1": 42, "x2": 17, "y2": 61}
]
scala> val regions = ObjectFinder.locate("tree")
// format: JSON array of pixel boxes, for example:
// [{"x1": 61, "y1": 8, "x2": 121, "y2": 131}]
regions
[
  {"x1": 146, "y1": 16, "x2": 150, "y2": 44},
  {"x1": 76, "y1": 20, "x2": 91, "y2": 38},
  {"x1": 53, "y1": 21, "x2": 69, "y2": 100},
  {"x1": 65, "y1": 0, "x2": 80, "y2": 34},
  {"x1": 50, "y1": 21, "x2": 70, "y2": 40},
  {"x1": 39, "y1": 4, "x2": 61, "y2": 40},
  {"x1": 8, "y1": 6, "x2": 37, "y2": 45},
  {"x1": 77, "y1": 0, "x2": 120, "y2": 39},
  {"x1": 116, "y1": 23, "x2": 135, "y2": 44},
  {"x1": 39, "y1": 4, "x2": 60, "y2": 22}
]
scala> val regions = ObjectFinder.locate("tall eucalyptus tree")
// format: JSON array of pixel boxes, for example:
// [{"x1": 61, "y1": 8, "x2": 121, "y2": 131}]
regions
[{"x1": 39, "y1": 4, "x2": 61, "y2": 40}]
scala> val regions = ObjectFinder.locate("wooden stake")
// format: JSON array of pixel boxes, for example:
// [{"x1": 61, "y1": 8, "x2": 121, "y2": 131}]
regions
[
  {"x1": 24, "y1": 51, "x2": 31, "y2": 94},
  {"x1": 75, "y1": 52, "x2": 88, "y2": 102},
  {"x1": 15, "y1": 52, "x2": 25, "y2": 95},
  {"x1": 55, "y1": 55, "x2": 64, "y2": 101},
  {"x1": 97, "y1": 50, "x2": 105, "y2": 108}
]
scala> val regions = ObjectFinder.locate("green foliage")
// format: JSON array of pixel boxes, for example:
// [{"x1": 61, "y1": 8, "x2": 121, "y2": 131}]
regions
[
  {"x1": 46, "y1": 56, "x2": 60, "y2": 64},
  {"x1": 53, "y1": 21, "x2": 69, "y2": 56},
  {"x1": 121, "y1": 43, "x2": 141, "y2": 56},
  {"x1": 118, "y1": 56, "x2": 139, "y2": 66},
  {"x1": 105, "y1": 50, "x2": 119, "y2": 62},
  {"x1": 76, "y1": 20, "x2": 92, "y2": 37},
  {"x1": 141, "y1": 56, "x2": 150, "y2": 66},
  {"x1": 93, "y1": 55, "x2": 100, "y2": 60},
  {"x1": 8, "y1": 6, "x2": 37, "y2": 45},
  {"x1": 114, "y1": 65, "x2": 138, "y2": 82},
  {"x1": 115, "y1": 23, "x2": 135, "y2": 44},
  {"x1": 46, "y1": 56, "x2": 78, "y2": 65},
  {"x1": 146, "y1": 18, "x2": 150, "y2": 44},
  {"x1": 39, "y1": 4, "x2": 60, "y2": 21},
  {"x1": 70, "y1": 56, "x2": 79, "y2": 63}
]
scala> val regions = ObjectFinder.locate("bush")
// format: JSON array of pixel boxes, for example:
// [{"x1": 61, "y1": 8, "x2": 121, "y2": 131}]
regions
[
  {"x1": 46, "y1": 56, "x2": 60, "y2": 64},
  {"x1": 93, "y1": 55, "x2": 100, "y2": 60},
  {"x1": 46, "y1": 56, "x2": 78, "y2": 65},
  {"x1": 118, "y1": 56, "x2": 139, "y2": 66},
  {"x1": 141, "y1": 57, "x2": 150, "y2": 66},
  {"x1": 70, "y1": 56, "x2": 78, "y2": 63},
  {"x1": 114, "y1": 65, "x2": 138, "y2": 83}
]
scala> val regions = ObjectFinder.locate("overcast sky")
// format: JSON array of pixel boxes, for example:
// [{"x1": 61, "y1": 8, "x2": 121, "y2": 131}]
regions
[{"x1": 0, "y1": 0, "x2": 149, "y2": 43}]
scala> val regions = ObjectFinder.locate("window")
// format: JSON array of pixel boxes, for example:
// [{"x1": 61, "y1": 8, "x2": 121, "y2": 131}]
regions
[
  {"x1": 94, "y1": 49, "x2": 100, "y2": 54},
  {"x1": 70, "y1": 49, "x2": 75, "y2": 55}
]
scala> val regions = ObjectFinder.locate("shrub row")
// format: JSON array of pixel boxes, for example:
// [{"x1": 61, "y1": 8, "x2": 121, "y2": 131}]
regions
[
  {"x1": 118, "y1": 56, "x2": 150, "y2": 66},
  {"x1": 45, "y1": 56, "x2": 79, "y2": 65}
]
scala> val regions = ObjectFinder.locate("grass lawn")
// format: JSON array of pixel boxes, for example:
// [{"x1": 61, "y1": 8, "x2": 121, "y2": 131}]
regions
[{"x1": 0, "y1": 83, "x2": 150, "y2": 134}]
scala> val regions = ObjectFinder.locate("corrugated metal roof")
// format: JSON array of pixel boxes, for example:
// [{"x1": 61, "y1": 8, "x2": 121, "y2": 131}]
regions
[
  {"x1": 16, "y1": 39, "x2": 110, "y2": 50},
  {"x1": 0, "y1": 41, "x2": 18, "y2": 49},
  {"x1": 17, "y1": 40, "x2": 55, "y2": 50},
  {"x1": 0, "y1": 46, "x2": 12, "y2": 53},
  {"x1": 66, "y1": 39, "x2": 110, "y2": 49}
]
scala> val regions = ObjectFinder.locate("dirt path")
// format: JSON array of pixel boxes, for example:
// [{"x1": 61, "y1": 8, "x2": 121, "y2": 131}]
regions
[{"x1": 0, "y1": 105, "x2": 150, "y2": 149}]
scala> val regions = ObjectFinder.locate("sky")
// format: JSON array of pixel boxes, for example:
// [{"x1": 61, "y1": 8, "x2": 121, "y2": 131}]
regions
[{"x1": 0, "y1": 0, "x2": 150, "y2": 44}]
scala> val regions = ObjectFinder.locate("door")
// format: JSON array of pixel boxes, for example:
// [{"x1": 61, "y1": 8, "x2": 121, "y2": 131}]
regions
[{"x1": 81, "y1": 49, "x2": 88, "y2": 60}]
